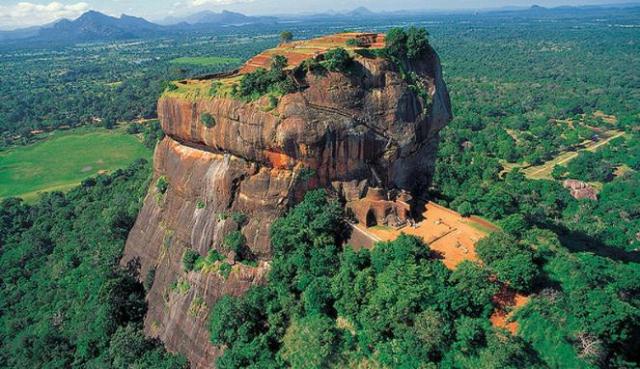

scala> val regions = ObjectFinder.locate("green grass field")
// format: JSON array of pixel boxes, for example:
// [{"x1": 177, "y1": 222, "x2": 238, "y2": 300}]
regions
[
  {"x1": 169, "y1": 56, "x2": 242, "y2": 66},
  {"x1": 0, "y1": 127, "x2": 152, "y2": 202}
]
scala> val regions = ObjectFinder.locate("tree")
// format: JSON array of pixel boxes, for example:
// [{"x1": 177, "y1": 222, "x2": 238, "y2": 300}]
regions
[
  {"x1": 182, "y1": 249, "x2": 200, "y2": 271},
  {"x1": 235, "y1": 55, "x2": 295, "y2": 99},
  {"x1": 551, "y1": 164, "x2": 567, "y2": 180},
  {"x1": 127, "y1": 122, "x2": 142, "y2": 134},
  {"x1": 474, "y1": 331, "x2": 545, "y2": 369},
  {"x1": 271, "y1": 55, "x2": 288, "y2": 74},
  {"x1": 109, "y1": 325, "x2": 151, "y2": 369},
  {"x1": 457, "y1": 201, "x2": 474, "y2": 217},
  {"x1": 385, "y1": 28, "x2": 408, "y2": 60},
  {"x1": 498, "y1": 214, "x2": 528, "y2": 237},
  {"x1": 103, "y1": 116, "x2": 116, "y2": 129},
  {"x1": 449, "y1": 261, "x2": 499, "y2": 317},
  {"x1": 109, "y1": 325, "x2": 188, "y2": 369},
  {"x1": 280, "y1": 315, "x2": 340, "y2": 369},
  {"x1": 280, "y1": 31, "x2": 293, "y2": 44},
  {"x1": 223, "y1": 230, "x2": 248, "y2": 259},
  {"x1": 406, "y1": 26, "x2": 430, "y2": 60},
  {"x1": 156, "y1": 176, "x2": 169, "y2": 194},
  {"x1": 100, "y1": 269, "x2": 148, "y2": 331},
  {"x1": 452, "y1": 317, "x2": 488, "y2": 354},
  {"x1": 414, "y1": 308, "x2": 447, "y2": 354},
  {"x1": 566, "y1": 151, "x2": 614, "y2": 182},
  {"x1": 209, "y1": 295, "x2": 243, "y2": 345},
  {"x1": 200, "y1": 112, "x2": 216, "y2": 128},
  {"x1": 385, "y1": 27, "x2": 430, "y2": 61},
  {"x1": 302, "y1": 276, "x2": 333, "y2": 315},
  {"x1": 476, "y1": 232, "x2": 540, "y2": 292},
  {"x1": 322, "y1": 48, "x2": 353, "y2": 72}
]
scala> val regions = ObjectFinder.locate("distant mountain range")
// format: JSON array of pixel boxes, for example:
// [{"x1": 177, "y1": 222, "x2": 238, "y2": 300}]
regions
[
  {"x1": 0, "y1": 11, "x2": 163, "y2": 42},
  {"x1": 1, "y1": 4, "x2": 639, "y2": 45},
  {"x1": 44, "y1": 11, "x2": 162, "y2": 42},
  {"x1": 161, "y1": 10, "x2": 276, "y2": 26},
  {"x1": 0, "y1": 9, "x2": 276, "y2": 43}
]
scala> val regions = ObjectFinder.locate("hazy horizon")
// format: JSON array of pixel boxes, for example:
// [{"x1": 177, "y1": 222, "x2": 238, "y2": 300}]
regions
[{"x1": 0, "y1": 0, "x2": 638, "y2": 30}]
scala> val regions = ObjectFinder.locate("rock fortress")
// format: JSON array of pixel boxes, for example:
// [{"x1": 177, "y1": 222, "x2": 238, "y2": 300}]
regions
[{"x1": 119, "y1": 32, "x2": 516, "y2": 368}]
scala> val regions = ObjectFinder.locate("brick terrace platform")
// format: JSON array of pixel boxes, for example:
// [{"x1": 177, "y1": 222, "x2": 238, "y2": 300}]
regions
[
  {"x1": 239, "y1": 32, "x2": 386, "y2": 74},
  {"x1": 359, "y1": 202, "x2": 496, "y2": 269}
]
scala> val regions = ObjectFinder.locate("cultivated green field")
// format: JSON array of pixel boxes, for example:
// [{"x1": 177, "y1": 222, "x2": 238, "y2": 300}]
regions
[
  {"x1": 0, "y1": 127, "x2": 152, "y2": 202},
  {"x1": 169, "y1": 56, "x2": 242, "y2": 66}
]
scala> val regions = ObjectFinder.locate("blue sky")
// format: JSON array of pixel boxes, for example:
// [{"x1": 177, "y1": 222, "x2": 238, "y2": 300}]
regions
[{"x1": 0, "y1": 0, "x2": 637, "y2": 29}]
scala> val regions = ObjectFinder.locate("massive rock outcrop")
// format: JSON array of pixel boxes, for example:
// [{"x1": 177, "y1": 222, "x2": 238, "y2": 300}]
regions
[{"x1": 122, "y1": 32, "x2": 452, "y2": 368}]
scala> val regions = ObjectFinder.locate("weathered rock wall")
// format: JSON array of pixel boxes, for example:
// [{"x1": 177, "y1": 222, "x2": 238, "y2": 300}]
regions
[{"x1": 122, "y1": 46, "x2": 451, "y2": 369}]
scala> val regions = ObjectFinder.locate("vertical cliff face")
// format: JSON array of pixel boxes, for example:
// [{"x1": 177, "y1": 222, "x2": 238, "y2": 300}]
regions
[{"x1": 121, "y1": 33, "x2": 452, "y2": 368}]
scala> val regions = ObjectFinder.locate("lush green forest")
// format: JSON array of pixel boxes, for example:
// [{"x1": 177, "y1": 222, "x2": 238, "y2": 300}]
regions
[
  {"x1": 430, "y1": 11, "x2": 640, "y2": 253},
  {"x1": 207, "y1": 190, "x2": 640, "y2": 368},
  {"x1": 0, "y1": 160, "x2": 186, "y2": 368}
]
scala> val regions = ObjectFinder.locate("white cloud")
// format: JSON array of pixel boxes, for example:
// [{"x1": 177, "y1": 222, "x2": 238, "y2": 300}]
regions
[
  {"x1": 190, "y1": 0, "x2": 255, "y2": 7},
  {"x1": 0, "y1": 1, "x2": 90, "y2": 30}
]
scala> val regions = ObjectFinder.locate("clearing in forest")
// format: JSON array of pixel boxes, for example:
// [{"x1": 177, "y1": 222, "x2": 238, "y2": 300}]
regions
[
  {"x1": 490, "y1": 286, "x2": 529, "y2": 334},
  {"x1": 523, "y1": 129, "x2": 625, "y2": 180},
  {"x1": 501, "y1": 112, "x2": 624, "y2": 180},
  {"x1": 0, "y1": 127, "x2": 151, "y2": 202}
]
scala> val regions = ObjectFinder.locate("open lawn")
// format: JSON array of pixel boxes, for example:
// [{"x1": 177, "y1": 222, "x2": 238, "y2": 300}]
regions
[
  {"x1": 170, "y1": 56, "x2": 242, "y2": 66},
  {"x1": 0, "y1": 127, "x2": 152, "y2": 202}
]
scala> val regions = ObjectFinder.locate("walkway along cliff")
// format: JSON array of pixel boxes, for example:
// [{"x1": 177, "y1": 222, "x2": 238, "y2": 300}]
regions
[{"x1": 121, "y1": 32, "x2": 452, "y2": 368}]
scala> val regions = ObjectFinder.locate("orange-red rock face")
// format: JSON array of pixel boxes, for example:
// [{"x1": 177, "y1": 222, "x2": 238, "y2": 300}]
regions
[{"x1": 122, "y1": 47, "x2": 451, "y2": 369}]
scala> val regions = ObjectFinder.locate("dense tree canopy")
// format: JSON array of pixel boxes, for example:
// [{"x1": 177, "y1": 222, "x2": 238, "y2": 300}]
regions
[
  {"x1": 207, "y1": 191, "x2": 549, "y2": 368},
  {"x1": 0, "y1": 160, "x2": 187, "y2": 369}
]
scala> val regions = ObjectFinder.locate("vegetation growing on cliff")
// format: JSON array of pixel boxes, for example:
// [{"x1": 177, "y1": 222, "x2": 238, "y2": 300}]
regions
[
  {"x1": 385, "y1": 26, "x2": 430, "y2": 61},
  {"x1": 200, "y1": 112, "x2": 216, "y2": 128},
  {"x1": 183, "y1": 249, "x2": 201, "y2": 271},
  {"x1": 216, "y1": 45, "x2": 354, "y2": 102},
  {"x1": 0, "y1": 160, "x2": 187, "y2": 369},
  {"x1": 321, "y1": 48, "x2": 353, "y2": 72},
  {"x1": 235, "y1": 55, "x2": 297, "y2": 100},
  {"x1": 156, "y1": 175, "x2": 169, "y2": 194},
  {"x1": 382, "y1": 27, "x2": 433, "y2": 113}
]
